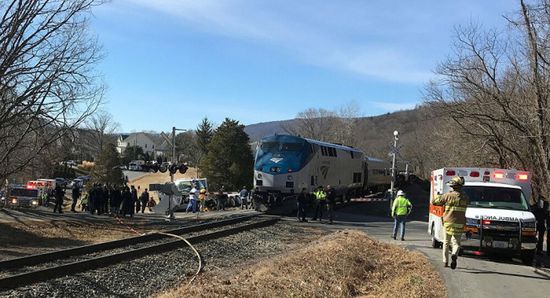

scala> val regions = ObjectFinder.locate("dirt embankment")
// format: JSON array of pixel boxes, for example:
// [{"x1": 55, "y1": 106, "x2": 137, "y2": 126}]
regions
[
  {"x1": 159, "y1": 230, "x2": 447, "y2": 298},
  {"x1": 0, "y1": 220, "x2": 168, "y2": 260}
]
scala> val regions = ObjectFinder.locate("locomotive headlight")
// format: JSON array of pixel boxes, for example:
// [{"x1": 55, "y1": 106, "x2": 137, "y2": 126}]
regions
[
  {"x1": 257, "y1": 173, "x2": 262, "y2": 179},
  {"x1": 287, "y1": 175, "x2": 293, "y2": 181}
]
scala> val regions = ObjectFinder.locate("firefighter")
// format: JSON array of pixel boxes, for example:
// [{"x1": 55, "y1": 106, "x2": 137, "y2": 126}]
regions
[
  {"x1": 431, "y1": 176, "x2": 470, "y2": 269},
  {"x1": 198, "y1": 188, "x2": 207, "y2": 211},
  {"x1": 311, "y1": 186, "x2": 327, "y2": 222},
  {"x1": 391, "y1": 190, "x2": 412, "y2": 241}
]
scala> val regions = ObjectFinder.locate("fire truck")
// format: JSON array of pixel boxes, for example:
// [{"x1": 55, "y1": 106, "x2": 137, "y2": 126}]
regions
[{"x1": 428, "y1": 168, "x2": 537, "y2": 265}]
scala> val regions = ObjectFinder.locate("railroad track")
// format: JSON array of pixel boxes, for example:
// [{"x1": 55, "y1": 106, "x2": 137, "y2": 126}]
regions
[{"x1": 0, "y1": 214, "x2": 279, "y2": 291}]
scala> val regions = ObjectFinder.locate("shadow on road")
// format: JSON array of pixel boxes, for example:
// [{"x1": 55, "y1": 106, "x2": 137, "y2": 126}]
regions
[{"x1": 460, "y1": 267, "x2": 550, "y2": 280}]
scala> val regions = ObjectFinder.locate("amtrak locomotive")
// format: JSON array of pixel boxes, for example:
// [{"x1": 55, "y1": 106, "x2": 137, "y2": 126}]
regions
[{"x1": 253, "y1": 134, "x2": 391, "y2": 201}]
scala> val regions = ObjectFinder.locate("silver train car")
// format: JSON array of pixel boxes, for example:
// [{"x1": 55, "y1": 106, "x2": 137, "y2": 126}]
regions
[{"x1": 253, "y1": 134, "x2": 391, "y2": 201}]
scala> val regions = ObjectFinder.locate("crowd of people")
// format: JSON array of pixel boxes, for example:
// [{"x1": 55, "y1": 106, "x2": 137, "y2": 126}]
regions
[
  {"x1": 295, "y1": 185, "x2": 338, "y2": 224},
  {"x1": 47, "y1": 183, "x2": 157, "y2": 217},
  {"x1": 44, "y1": 182, "x2": 259, "y2": 216}
]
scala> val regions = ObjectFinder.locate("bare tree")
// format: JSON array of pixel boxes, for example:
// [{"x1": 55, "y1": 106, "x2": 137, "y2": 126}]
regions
[
  {"x1": 283, "y1": 108, "x2": 338, "y2": 141},
  {"x1": 85, "y1": 110, "x2": 119, "y2": 159},
  {"x1": 0, "y1": 0, "x2": 105, "y2": 182},
  {"x1": 425, "y1": 0, "x2": 550, "y2": 196},
  {"x1": 283, "y1": 103, "x2": 361, "y2": 146}
]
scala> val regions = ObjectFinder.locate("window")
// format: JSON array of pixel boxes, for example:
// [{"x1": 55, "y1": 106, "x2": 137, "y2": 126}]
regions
[
  {"x1": 321, "y1": 146, "x2": 326, "y2": 156},
  {"x1": 281, "y1": 143, "x2": 302, "y2": 151},
  {"x1": 311, "y1": 176, "x2": 315, "y2": 186},
  {"x1": 353, "y1": 173, "x2": 362, "y2": 183},
  {"x1": 144, "y1": 144, "x2": 147, "y2": 148},
  {"x1": 350, "y1": 151, "x2": 354, "y2": 159}
]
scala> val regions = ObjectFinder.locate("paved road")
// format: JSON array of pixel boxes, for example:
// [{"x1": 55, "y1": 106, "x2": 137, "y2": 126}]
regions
[{"x1": 299, "y1": 200, "x2": 550, "y2": 298}]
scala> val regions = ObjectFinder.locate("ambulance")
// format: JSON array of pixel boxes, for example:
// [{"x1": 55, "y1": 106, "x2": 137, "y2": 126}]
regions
[{"x1": 428, "y1": 168, "x2": 537, "y2": 265}]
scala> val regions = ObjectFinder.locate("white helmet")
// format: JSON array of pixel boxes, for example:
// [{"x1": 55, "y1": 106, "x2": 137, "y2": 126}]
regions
[{"x1": 396, "y1": 190, "x2": 405, "y2": 196}]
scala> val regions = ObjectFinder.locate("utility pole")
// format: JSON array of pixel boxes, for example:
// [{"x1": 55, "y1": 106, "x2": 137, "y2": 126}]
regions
[{"x1": 171, "y1": 126, "x2": 176, "y2": 182}]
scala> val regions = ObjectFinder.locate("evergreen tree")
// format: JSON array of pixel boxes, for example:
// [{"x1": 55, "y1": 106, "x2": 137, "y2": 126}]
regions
[
  {"x1": 195, "y1": 117, "x2": 214, "y2": 156},
  {"x1": 121, "y1": 145, "x2": 145, "y2": 165},
  {"x1": 92, "y1": 143, "x2": 125, "y2": 185},
  {"x1": 201, "y1": 118, "x2": 253, "y2": 191}
]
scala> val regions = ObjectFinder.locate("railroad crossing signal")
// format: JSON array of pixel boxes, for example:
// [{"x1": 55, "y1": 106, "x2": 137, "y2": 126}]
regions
[{"x1": 142, "y1": 162, "x2": 188, "y2": 174}]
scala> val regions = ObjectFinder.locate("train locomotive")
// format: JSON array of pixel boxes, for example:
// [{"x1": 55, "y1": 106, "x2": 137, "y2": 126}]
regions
[{"x1": 253, "y1": 134, "x2": 391, "y2": 206}]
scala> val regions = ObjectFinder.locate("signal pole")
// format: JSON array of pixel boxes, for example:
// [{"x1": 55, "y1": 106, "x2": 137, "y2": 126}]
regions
[
  {"x1": 160, "y1": 126, "x2": 187, "y2": 221},
  {"x1": 390, "y1": 130, "x2": 399, "y2": 199}
]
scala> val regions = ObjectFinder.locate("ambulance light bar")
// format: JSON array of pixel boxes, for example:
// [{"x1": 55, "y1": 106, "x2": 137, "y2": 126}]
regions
[
  {"x1": 494, "y1": 171, "x2": 505, "y2": 179},
  {"x1": 516, "y1": 172, "x2": 529, "y2": 181}
]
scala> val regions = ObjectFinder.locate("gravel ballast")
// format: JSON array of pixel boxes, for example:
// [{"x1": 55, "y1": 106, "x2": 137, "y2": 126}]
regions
[{"x1": 1, "y1": 222, "x2": 326, "y2": 298}]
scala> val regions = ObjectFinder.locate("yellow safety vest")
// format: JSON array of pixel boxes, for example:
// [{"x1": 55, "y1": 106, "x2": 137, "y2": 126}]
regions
[
  {"x1": 314, "y1": 190, "x2": 327, "y2": 201},
  {"x1": 392, "y1": 195, "x2": 411, "y2": 217}
]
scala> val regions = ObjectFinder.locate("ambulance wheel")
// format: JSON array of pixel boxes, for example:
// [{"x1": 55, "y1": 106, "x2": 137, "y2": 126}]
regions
[
  {"x1": 521, "y1": 250, "x2": 535, "y2": 266},
  {"x1": 431, "y1": 225, "x2": 441, "y2": 248}
]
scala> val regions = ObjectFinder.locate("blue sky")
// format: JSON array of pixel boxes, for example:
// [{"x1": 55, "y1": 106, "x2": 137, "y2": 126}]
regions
[{"x1": 91, "y1": 0, "x2": 518, "y2": 132}]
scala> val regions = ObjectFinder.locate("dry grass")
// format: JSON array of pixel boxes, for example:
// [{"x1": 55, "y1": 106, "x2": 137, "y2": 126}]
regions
[{"x1": 159, "y1": 230, "x2": 447, "y2": 298}]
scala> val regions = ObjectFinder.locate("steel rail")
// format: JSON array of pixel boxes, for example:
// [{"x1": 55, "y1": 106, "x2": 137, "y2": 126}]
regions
[
  {"x1": 0, "y1": 217, "x2": 279, "y2": 291},
  {"x1": 0, "y1": 214, "x2": 259, "y2": 271}
]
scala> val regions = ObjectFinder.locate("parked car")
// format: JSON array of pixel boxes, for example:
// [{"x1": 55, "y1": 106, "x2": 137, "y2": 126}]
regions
[
  {"x1": 68, "y1": 178, "x2": 84, "y2": 189},
  {"x1": 128, "y1": 160, "x2": 145, "y2": 171},
  {"x1": 6, "y1": 187, "x2": 41, "y2": 208}
]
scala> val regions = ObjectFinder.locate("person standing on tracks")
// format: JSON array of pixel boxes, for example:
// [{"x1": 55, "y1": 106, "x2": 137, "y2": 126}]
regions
[
  {"x1": 311, "y1": 186, "x2": 327, "y2": 222},
  {"x1": 216, "y1": 186, "x2": 226, "y2": 211},
  {"x1": 131, "y1": 185, "x2": 138, "y2": 215},
  {"x1": 391, "y1": 190, "x2": 412, "y2": 241},
  {"x1": 140, "y1": 188, "x2": 149, "y2": 213},
  {"x1": 297, "y1": 188, "x2": 308, "y2": 222},
  {"x1": 103, "y1": 184, "x2": 110, "y2": 215},
  {"x1": 71, "y1": 184, "x2": 81, "y2": 212},
  {"x1": 121, "y1": 186, "x2": 133, "y2": 217},
  {"x1": 326, "y1": 185, "x2": 337, "y2": 224},
  {"x1": 53, "y1": 184, "x2": 65, "y2": 213},
  {"x1": 186, "y1": 188, "x2": 198, "y2": 213},
  {"x1": 239, "y1": 186, "x2": 249, "y2": 209},
  {"x1": 199, "y1": 189, "x2": 207, "y2": 211},
  {"x1": 431, "y1": 176, "x2": 470, "y2": 269}
]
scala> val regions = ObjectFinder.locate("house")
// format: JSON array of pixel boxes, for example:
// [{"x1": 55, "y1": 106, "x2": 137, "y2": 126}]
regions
[{"x1": 117, "y1": 132, "x2": 170, "y2": 158}]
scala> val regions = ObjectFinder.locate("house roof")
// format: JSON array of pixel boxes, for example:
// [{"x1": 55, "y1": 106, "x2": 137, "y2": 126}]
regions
[{"x1": 120, "y1": 132, "x2": 170, "y2": 151}]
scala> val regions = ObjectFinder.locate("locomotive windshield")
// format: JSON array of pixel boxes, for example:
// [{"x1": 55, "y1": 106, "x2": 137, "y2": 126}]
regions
[{"x1": 255, "y1": 135, "x2": 312, "y2": 172}]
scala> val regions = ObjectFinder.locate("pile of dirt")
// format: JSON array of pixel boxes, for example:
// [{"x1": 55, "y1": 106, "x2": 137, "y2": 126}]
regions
[{"x1": 159, "y1": 230, "x2": 447, "y2": 298}]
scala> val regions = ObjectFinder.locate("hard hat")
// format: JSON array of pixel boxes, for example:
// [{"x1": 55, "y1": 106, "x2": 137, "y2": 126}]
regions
[
  {"x1": 200, "y1": 188, "x2": 206, "y2": 194},
  {"x1": 397, "y1": 190, "x2": 405, "y2": 196},
  {"x1": 447, "y1": 176, "x2": 465, "y2": 187}
]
